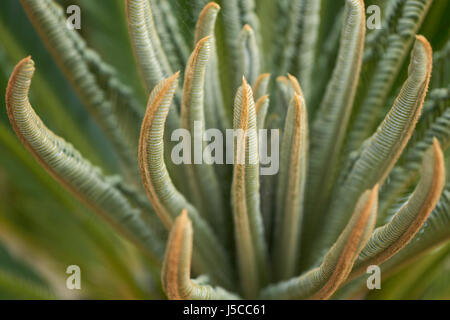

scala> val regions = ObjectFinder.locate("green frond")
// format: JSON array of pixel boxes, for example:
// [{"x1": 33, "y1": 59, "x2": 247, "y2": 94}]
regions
[
  {"x1": 379, "y1": 91, "x2": 449, "y2": 219},
  {"x1": 21, "y1": 0, "x2": 144, "y2": 181},
  {"x1": 295, "y1": 0, "x2": 321, "y2": 100},
  {"x1": 180, "y1": 36, "x2": 229, "y2": 244},
  {"x1": 314, "y1": 35, "x2": 433, "y2": 265},
  {"x1": 381, "y1": 184, "x2": 450, "y2": 272},
  {"x1": 6, "y1": 57, "x2": 166, "y2": 260},
  {"x1": 255, "y1": 95, "x2": 269, "y2": 130},
  {"x1": 126, "y1": 0, "x2": 173, "y2": 91},
  {"x1": 237, "y1": 24, "x2": 260, "y2": 86},
  {"x1": 150, "y1": 0, "x2": 190, "y2": 72},
  {"x1": 272, "y1": 0, "x2": 302, "y2": 75},
  {"x1": 161, "y1": 210, "x2": 240, "y2": 300},
  {"x1": 138, "y1": 72, "x2": 234, "y2": 288},
  {"x1": 222, "y1": 0, "x2": 260, "y2": 88},
  {"x1": 349, "y1": 140, "x2": 445, "y2": 280},
  {"x1": 231, "y1": 78, "x2": 268, "y2": 298},
  {"x1": 252, "y1": 73, "x2": 271, "y2": 100},
  {"x1": 261, "y1": 186, "x2": 378, "y2": 300},
  {"x1": 194, "y1": 2, "x2": 229, "y2": 131},
  {"x1": 346, "y1": 0, "x2": 432, "y2": 153},
  {"x1": 303, "y1": 0, "x2": 366, "y2": 262},
  {"x1": 273, "y1": 87, "x2": 308, "y2": 281}
]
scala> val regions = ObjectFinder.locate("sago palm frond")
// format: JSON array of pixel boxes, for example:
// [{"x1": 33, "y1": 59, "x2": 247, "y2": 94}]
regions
[{"x1": 1, "y1": 0, "x2": 449, "y2": 300}]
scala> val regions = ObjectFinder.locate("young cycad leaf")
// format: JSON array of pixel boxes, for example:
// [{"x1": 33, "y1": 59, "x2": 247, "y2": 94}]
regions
[
  {"x1": 273, "y1": 0, "x2": 303, "y2": 75},
  {"x1": 21, "y1": 0, "x2": 144, "y2": 181},
  {"x1": 6, "y1": 57, "x2": 166, "y2": 260},
  {"x1": 161, "y1": 210, "x2": 240, "y2": 300},
  {"x1": 349, "y1": 140, "x2": 445, "y2": 280},
  {"x1": 194, "y1": 2, "x2": 229, "y2": 131},
  {"x1": 238, "y1": 0, "x2": 261, "y2": 41},
  {"x1": 346, "y1": 0, "x2": 432, "y2": 152},
  {"x1": 126, "y1": 0, "x2": 173, "y2": 91},
  {"x1": 303, "y1": 0, "x2": 366, "y2": 261},
  {"x1": 275, "y1": 76, "x2": 291, "y2": 115},
  {"x1": 261, "y1": 186, "x2": 378, "y2": 300},
  {"x1": 255, "y1": 95, "x2": 269, "y2": 130},
  {"x1": 237, "y1": 24, "x2": 260, "y2": 86},
  {"x1": 150, "y1": 0, "x2": 190, "y2": 72},
  {"x1": 259, "y1": 113, "x2": 279, "y2": 245},
  {"x1": 231, "y1": 78, "x2": 268, "y2": 298},
  {"x1": 138, "y1": 73, "x2": 234, "y2": 288},
  {"x1": 252, "y1": 73, "x2": 271, "y2": 100},
  {"x1": 273, "y1": 89, "x2": 308, "y2": 281},
  {"x1": 379, "y1": 103, "x2": 449, "y2": 220},
  {"x1": 194, "y1": 2, "x2": 220, "y2": 43},
  {"x1": 308, "y1": 8, "x2": 343, "y2": 118},
  {"x1": 180, "y1": 36, "x2": 228, "y2": 243},
  {"x1": 126, "y1": 0, "x2": 190, "y2": 193},
  {"x1": 222, "y1": 0, "x2": 260, "y2": 89},
  {"x1": 296, "y1": 0, "x2": 321, "y2": 100},
  {"x1": 315, "y1": 35, "x2": 433, "y2": 263},
  {"x1": 381, "y1": 184, "x2": 450, "y2": 273}
]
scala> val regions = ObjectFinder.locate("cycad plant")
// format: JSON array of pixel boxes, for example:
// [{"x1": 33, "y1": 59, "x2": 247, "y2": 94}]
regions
[{"x1": 0, "y1": 0, "x2": 450, "y2": 299}]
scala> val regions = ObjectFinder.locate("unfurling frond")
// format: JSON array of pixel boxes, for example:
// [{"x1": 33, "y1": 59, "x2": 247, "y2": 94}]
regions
[
  {"x1": 231, "y1": 78, "x2": 268, "y2": 298},
  {"x1": 305, "y1": 0, "x2": 366, "y2": 232},
  {"x1": 138, "y1": 73, "x2": 234, "y2": 288},
  {"x1": 161, "y1": 210, "x2": 240, "y2": 300},
  {"x1": 316, "y1": 35, "x2": 433, "y2": 262},
  {"x1": 273, "y1": 86, "x2": 308, "y2": 281},
  {"x1": 349, "y1": 139, "x2": 445, "y2": 280},
  {"x1": 261, "y1": 186, "x2": 378, "y2": 299},
  {"x1": 180, "y1": 36, "x2": 229, "y2": 243},
  {"x1": 6, "y1": 57, "x2": 166, "y2": 260},
  {"x1": 21, "y1": 0, "x2": 144, "y2": 181}
]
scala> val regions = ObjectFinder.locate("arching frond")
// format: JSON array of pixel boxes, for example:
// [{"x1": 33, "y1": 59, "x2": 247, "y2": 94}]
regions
[
  {"x1": 231, "y1": 78, "x2": 268, "y2": 298},
  {"x1": 261, "y1": 186, "x2": 378, "y2": 300},
  {"x1": 138, "y1": 72, "x2": 234, "y2": 288},
  {"x1": 161, "y1": 210, "x2": 240, "y2": 300},
  {"x1": 349, "y1": 140, "x2": 445, "y2": 280},
  {"x1": 314, "y1": 36, "x2": 432, "y2": 265},
  {"x1": 6, "y1": 57, "x2": 166, "y2": 260}
]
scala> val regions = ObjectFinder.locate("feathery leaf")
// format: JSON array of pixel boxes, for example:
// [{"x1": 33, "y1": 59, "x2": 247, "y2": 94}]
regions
[
  {"x1": 261, "y1": 186, "x2": 378, "y2": 300},
  {"x1": 349, "y1": 139, "x2": 445, "y2": 280},
  {"x1": 138, "y1": 73, "x2": 234, "y2": 288},
  {"x1": 161, "y1": 210, "x2": 240, "y2": 300},
  {"x1": 231, "y1": 77, "x2": 268, "y2": 298},
  {"x1": 273, "y1": 84, "x2": 308, "y2": 281},
  {"x1": 6, "y1": 57, "x2": 166, "y2": 260},
  {"x1": 314, "y1": 35, "x2": 433, "y2": 264}
]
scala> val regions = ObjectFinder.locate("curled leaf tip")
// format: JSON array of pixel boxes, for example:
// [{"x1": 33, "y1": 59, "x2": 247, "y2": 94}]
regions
[
  {"x1": 162, "y1": 209, "x2": 193, "y2": 300},
  {"x1": 410, "y1": 35, "x2": 432, "y2": 80},
  {"x1": 287, "y1": 74, "x2": 303, "y2": 97},
  {"x1": 255, "y1": 95, "x2": 269, "y2": 113},
  {"x1": 243, "y1": 24, "x2": 252, "y2": 32},
  {"x1": 276, "y1": 75, "x2": 288, "y2": 83},
  {"x1": 349, "y1": 142, "x2": 445, "y2": 280},
  {"x1": 205, "y1": 2, "x2": 220, "y2": 10}
]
